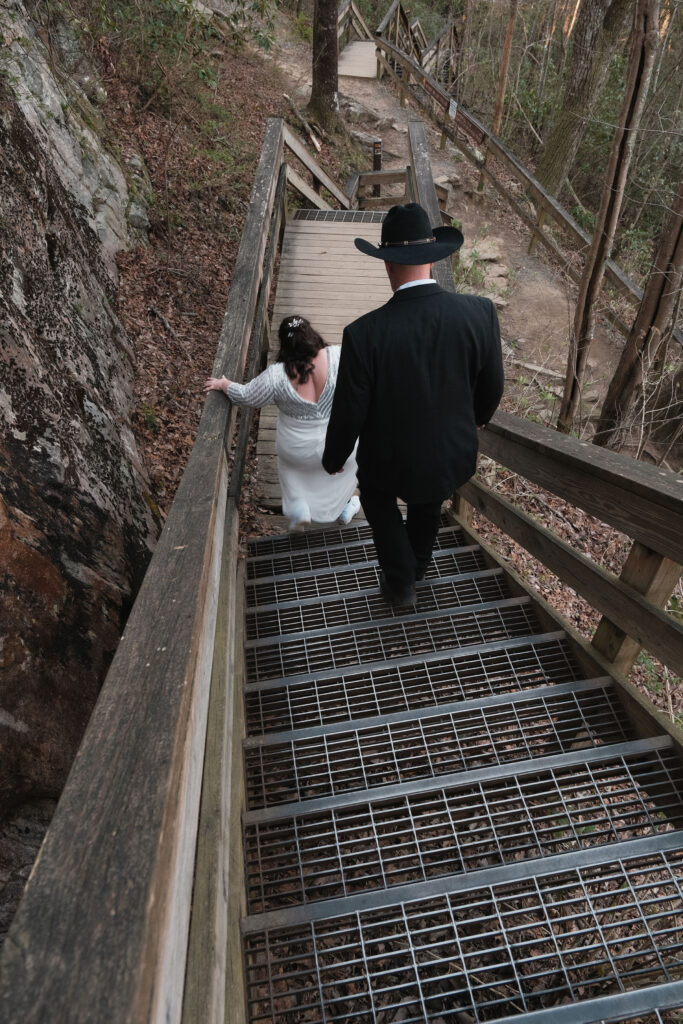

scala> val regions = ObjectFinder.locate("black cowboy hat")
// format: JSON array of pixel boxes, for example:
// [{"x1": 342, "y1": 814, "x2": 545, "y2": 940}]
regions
[{"x1": 354, "y1": 202, "x2": 464, "y2": 265}]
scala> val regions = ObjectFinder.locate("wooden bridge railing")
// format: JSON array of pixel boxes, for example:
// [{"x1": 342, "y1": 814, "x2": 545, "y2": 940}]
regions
[
  {"x1": 337, "y1": 0, "x2": 373, "y2": 44},
  {"x1": 421, "y1": 17, "x2": 459, "y2": 93},
  {"x1": 0, "y1": 117, "x2": 351, "y2": 1024},
  {"x1": 456, "y1": 411, "x2": 683, "y2": 718},
  {"x1": 376, "y1": 0, "x2": 424, "y2": 69}
]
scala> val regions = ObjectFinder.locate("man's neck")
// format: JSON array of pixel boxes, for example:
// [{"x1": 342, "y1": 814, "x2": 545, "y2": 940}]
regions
[{"x1": 385, "y1": 261, "x2": 433, "y2": 292}]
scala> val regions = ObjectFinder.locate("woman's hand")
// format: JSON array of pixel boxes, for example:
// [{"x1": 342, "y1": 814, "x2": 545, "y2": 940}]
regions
[{"x1": 204, "y1": 376, "x2": 230, "y2": 394}]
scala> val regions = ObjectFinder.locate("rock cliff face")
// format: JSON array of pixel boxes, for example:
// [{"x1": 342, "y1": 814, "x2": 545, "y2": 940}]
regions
[{"x1": 0, "y1": 2, "x2": 159, "y2": 815}]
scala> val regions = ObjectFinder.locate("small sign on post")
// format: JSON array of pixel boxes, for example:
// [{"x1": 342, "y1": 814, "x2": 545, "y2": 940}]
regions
[{"x1": 373, "y1": 139, "x2": 382, "y2": 197}]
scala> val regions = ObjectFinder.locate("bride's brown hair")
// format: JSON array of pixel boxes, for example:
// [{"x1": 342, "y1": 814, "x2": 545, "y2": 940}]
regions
[{"x1": 277, "y1": 315, "x2": 327, "y2": 384}]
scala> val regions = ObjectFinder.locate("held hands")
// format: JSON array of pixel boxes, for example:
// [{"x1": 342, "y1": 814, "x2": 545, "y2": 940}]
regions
[{"x1": 204, "y1": 376, "x2": 230, "y2": 394}]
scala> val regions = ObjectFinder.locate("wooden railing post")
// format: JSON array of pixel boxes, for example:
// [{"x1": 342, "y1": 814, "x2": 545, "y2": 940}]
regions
[
  {"x1": 591, "y1": 542, "x2": 682, "y2": 675},
  {"x1": 373, "y1": 138, "x2": 382, "y2": 196},
  {"x1": 453, "y1": 490, "x2": 474, "y2": 527},
  {"x1": 528, "y1": 206, "x2": 547, "y2": 254}
]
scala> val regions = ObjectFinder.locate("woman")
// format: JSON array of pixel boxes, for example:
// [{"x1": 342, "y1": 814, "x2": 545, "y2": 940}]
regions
[{"x1": 204, "y1": 315, "x2": 360, "y2": 531}]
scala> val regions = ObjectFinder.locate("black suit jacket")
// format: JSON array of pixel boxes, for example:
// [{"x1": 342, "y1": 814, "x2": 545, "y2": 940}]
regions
[{"x1": 323, "y1": 282, "x2": 504, "y2": 503}]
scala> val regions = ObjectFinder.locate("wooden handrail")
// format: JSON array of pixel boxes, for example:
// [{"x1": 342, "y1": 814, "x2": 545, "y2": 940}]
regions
[
  {"x1": 480, "y1": 411, "x2": 683, "y2": 564},
  {"x1": 283, "y1": 124, "x2": 351, "y2": 209},
  {"x1": 376, "y1": 0, "x2": 400, "y2": 38},
  {"x1": 459, "y1": 475, "x2": 683, "y2": 678},
  {"x1": 407, "y1": 119, "x2": 454, "y2": 294},
  {"x1": 0, "y1": 116, "x2": 370, "y2": 1023},
  {"x1": 338, "y1": 0, "x2": 373, "y2": 41},
  {"x1": 463, "y1": 410, "x2": 683, "y2": 679},
  {"x1": 0, "y1": 117, "x2": 288, "y2": 1021}
]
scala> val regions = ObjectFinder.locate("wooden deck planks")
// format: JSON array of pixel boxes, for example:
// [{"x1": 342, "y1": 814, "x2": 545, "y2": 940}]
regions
[{"x1": 255, "y1": 215, "x2": 392, "y2": 508}]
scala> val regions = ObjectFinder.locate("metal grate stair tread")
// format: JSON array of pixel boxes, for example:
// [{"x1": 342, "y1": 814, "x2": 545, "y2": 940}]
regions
[
  {"x1": 242, "y1": 838, "x2": 683, "y2": 1022},
  {"x1": 241, "y1": 516, "x2": 683, "y2": 1023},
  {"x1": 245, "y1": 598, "x2": 540, "y2": 684},
  {"x1": 246, "y1": 511, "x2": 456, "y2": 558},
  {"x1": 245, "y1": 569, "x2": 511, "y2": 641},
  {"x1": 246, "y1": 524, "x2": 467, "y2": 579},
  {"x1": 244, "y1": 632, "x2": 583, "y2": 735},
  {"x1": 245, "y1": 548, "x2": 488, "y2": 606},
  {"x1": 243, "y1": 681, "x2": 635, "y2": 810},
  {"x1": 243, "y1": 676, "x2": 616, "y2": 748},
  {"x1": 243, "y1": 740, "x2": 683, "y2": 914}
]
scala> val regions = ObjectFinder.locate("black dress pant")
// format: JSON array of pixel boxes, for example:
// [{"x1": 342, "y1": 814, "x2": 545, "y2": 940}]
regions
[{"x1": 360, "y1": 487, "x2": 443, "y2": 592}]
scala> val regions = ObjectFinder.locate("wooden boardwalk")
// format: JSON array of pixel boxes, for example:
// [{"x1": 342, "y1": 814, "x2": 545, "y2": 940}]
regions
[
  {"x1": 338, "y1": 39, "x2": 377, "y2": 78},
  {"x1": 254, "y1": 209, "x2": 392, "y2": 508}
]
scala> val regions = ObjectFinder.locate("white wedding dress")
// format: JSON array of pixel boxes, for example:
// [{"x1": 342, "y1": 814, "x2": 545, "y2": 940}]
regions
[{"x1": 226, "y1": 346, "x2": 358, "y2": 526}]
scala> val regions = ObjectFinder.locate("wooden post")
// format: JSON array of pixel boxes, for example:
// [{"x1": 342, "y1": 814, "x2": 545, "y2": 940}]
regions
[
  {"x1": 373, "y1": 139, "x2": 382, "y2": 197},
  {"x1": 528, "y1": 206, "x2": 547, "y2": 253},
  {"x1": 400, "y1": 63, "x2": 409, "y2": 106},
  {"x1": 591, "y1": 541, "x2": 682, "y2": 675},
  {"x1": 453, "y1": 490, "x2": 474, "y2": 527}
]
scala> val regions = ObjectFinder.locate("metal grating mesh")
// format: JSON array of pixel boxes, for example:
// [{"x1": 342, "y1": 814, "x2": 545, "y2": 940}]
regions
[
  {"x1": 247, "y1": 515, "x2": 456, "y2": 558},
  {"x1": 243, "y1": 847, "x2": 683, "y2": 1023},
  {"x1": 244, "y1": 685, "x2": 633, "y2": 809},
  {"x1": 245, "y1": 546, "x2": 486, "y2": 606},
  {"x1": 293, "y1": 208, "x2": 386, "y2": 222},
  {"x1": 246, "y1": 571, "x2": 510, "y2": 641},
  {"x1": 244, "y1": 748, "x2": 683, "y2": 912},
  {"x1": 245, "y1": 600, "x2": 538, "y2": 683},
  {"x1": 248, "y1": 521, "x2": 376, "y2": 557},
  {"x1": 245, "y1": 635, "x2": 583, "y2": 735},
  {"x1": 247, "y1": 527, "x2": 465, "y2": 580}
]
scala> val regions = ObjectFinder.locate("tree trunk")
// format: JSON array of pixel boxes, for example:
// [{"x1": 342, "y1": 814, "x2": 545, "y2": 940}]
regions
[
  {"x1": 535, "y1": 0, "x2": 632, "y2": 199},
  {"x1": 477, "y1": 0, "x2": 518, "y2": 192},
  {"x1": 307, "y1": 0, "x2": 340, "y2": 132},
  {"x1": 593, "y1": 179, "x2": 683, "y2": 448},
  {"x1": 556, "y1": 0, "x2": 660, "y2": 434},
  {"x1": 536, "y1": 0, "x2": 559, "y2": 122},
  {"x1": 455, "y1": 0, "x2": 471, "y2": 103}
]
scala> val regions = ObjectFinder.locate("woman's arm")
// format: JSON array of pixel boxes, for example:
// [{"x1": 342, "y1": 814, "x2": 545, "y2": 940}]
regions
[{"x1": 203, "y1": 366, "x2": 276, "y2": 408}]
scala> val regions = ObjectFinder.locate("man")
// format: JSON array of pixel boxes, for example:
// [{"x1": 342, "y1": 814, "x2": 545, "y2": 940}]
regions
[{"x1": 322, "y1": 202, "x2": 504, "y2": 607}]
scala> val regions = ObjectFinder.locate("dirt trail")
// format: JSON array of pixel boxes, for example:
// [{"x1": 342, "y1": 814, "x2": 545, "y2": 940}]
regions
[{"x1": 267, "y1": 22, "x2": 622, "y2": 424}]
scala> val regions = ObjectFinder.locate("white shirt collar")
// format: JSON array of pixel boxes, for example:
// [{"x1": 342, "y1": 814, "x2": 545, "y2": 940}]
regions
[{"x1": 395, "y1": 278, "x2": 434, "y2": 292}]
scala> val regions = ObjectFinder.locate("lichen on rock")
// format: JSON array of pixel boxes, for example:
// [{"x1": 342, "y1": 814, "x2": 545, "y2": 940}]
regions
[{"x1": 0, "y1": 2, "x2": 160, "y2": 826}]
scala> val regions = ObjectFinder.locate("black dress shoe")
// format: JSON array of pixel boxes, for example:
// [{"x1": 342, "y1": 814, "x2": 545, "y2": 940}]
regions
[{"x1": 379, "y1": 571, "x2": 416, "y2": 607}]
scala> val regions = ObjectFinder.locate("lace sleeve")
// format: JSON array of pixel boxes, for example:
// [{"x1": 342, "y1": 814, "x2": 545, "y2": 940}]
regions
[{"x1": 225, "y1": 365, "x2": 276, "y2": 408}]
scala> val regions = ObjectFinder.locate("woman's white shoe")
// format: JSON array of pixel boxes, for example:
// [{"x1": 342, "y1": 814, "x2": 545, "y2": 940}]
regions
[{"x1": 339, "y1": 495, "x2": 361, "y2": 525}]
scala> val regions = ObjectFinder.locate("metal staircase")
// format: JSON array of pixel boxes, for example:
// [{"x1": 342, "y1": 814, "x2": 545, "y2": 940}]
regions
[{"x1": 239, "y1": 516, "x2": 683, "y2": 1023}]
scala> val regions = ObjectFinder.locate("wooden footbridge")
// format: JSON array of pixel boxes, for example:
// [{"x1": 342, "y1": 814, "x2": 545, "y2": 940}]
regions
[{"x1": 1, "y1": 109, "x2": 682, "y2": 1024}]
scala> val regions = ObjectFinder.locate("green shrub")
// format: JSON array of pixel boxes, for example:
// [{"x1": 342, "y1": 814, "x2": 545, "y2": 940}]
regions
[{"x1": 294, "y1": 11, "x2": 313, "y2": 42}]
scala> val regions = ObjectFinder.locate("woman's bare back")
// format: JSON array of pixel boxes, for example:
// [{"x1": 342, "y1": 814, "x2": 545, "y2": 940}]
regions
[{"x1": 290, "y1": 347, "x2": 329, "y2": 404}]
